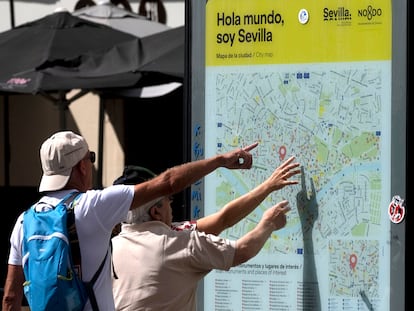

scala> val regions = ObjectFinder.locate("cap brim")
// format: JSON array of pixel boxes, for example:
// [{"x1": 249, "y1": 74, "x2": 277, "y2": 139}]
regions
[{"x1": 39, "y1": 169, "x2": 71, "y2": 192}]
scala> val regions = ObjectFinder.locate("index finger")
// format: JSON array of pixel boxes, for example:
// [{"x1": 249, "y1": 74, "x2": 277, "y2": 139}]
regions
[{"x1": 242, "y1": 142, "x2": 259, "y2": 152}]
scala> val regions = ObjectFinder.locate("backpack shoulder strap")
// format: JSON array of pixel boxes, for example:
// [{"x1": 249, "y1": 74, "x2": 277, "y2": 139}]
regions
[
  {"x1": 61, "y1": 191, "x2": 82, "y2": 207},
  {"x1": 83, "y1": 247, "x2": 110, "y2": 311},
  {"x1": 28, "y1": 191, "x2": 78, "y2": 213}
]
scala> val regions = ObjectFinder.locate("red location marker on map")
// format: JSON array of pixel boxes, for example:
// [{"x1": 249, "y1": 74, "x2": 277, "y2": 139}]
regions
[
  {"x1": 349, "y1": 254, "x2": 357, "y2": 270},
  {"x1": 278, "y1": 146, "x2": 286, "y2": 160}
]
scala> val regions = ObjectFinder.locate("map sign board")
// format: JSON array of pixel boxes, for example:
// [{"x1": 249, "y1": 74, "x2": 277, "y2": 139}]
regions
[{"x1": 190, "y1": 0, "x2": 404, "y2": 310}]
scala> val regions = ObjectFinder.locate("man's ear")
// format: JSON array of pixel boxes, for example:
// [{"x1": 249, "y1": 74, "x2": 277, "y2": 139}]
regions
[
  {"x1": 149, "y1": 206, "x2": 161, "y2": 221},
  {"x1": 72, "y1": 159, "x2": 87, "y2": 177},
  {"x1": 79, "y1": 159, "x2": 88, "y2": 175}
]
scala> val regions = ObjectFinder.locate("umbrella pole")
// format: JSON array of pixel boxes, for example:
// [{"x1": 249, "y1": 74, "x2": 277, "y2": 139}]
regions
[
  {"x1": 9, "y1": 0, "x2": 15, "y2": 28},
  {"x1": 40, "y1": 91, "x2": 70, "y2": 130},
  {"x1": 3, "y1": 95, "x2": 10, "y2": 186},
  {"x1": 58, "y1": 91, "x2": 68, "y2": 130},
  {"x1": 97, "y1": 97, "x2": 104, "y2": 189},
  {"x1": 41, "y1": 91, "x2": 91, "y2": 130}
]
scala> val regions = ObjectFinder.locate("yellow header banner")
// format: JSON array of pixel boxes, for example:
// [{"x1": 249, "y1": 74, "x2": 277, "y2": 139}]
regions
[{"x1": 206, "y1": 0, "x2": 391, "y2": 65}]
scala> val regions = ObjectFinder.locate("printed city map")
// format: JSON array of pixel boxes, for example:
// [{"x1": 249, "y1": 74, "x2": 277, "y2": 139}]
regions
[{"x1": 203, "y1": 62, "x2": 390, "y2": 310}]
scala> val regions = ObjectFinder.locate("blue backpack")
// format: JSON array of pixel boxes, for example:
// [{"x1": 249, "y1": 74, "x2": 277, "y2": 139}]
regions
[{"x1": 22, "y1": 192, "x2": 106, "y2": 311}]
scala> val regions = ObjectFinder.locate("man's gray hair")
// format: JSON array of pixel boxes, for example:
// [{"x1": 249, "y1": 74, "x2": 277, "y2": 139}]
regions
[{"x1": 125, "y1": 197, "x2": 164, "y2": 224}]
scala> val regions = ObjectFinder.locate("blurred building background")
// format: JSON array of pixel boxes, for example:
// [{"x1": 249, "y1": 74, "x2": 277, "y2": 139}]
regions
[{"x1": 0, "y1": 0, "x2": 187, "y2": 294}]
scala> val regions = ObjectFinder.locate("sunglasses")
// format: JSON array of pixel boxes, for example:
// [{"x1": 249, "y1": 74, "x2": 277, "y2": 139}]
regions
[{"x1": 89, "y1": 151, "x2": 96, "y2": 164}]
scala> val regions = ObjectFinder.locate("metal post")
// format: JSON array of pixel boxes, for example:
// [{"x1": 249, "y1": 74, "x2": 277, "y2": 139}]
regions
[
  {"x1": 97, "y1": 96, "x2": 104, "y2": 189},
  {"x1": 9, "y1": 0, "x2": 15, "y2": 28},
  {"x1": 3, "y1": 95, "x2": 10, "y2": 186}
]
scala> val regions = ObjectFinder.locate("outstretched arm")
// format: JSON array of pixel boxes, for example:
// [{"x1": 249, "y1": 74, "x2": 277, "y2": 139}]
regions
[
  {"x1": 131, "y1": 143, "x2": 259, "y2": 210},
  {"x1": 197, "y1": 156, "x2": 300, "y2": 235},
  {"x1": 232, "y1": 200, "x2": 291, "y2": 266}
]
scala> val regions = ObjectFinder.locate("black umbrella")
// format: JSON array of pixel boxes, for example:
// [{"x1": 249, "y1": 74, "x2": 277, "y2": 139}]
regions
[
  {"x1": 73, "y1": 2, "x2": 170, "y2": 38},
  {"x1": 139, "y1": 25, "x2": 184, "y2": 80},
  {"x1": 0, "y1": 11, "x2": 178, "y2": 94},
  {"x1": 0, "y1": 11, "x2": 184, "y2": 186},
  {"x1": 0, "y1": 9, "x2": 184, "y2": 130},
  {"x1": 73, "y1": 3, "x2": 184, "y2": 97},
  {"x1": 96, "y1": 25, "x2": 185, "y2": 99}
]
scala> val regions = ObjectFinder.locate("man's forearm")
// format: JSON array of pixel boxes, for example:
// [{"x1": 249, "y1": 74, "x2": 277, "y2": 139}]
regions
[
  {"x1": 232, "y1": 222, "x2": 274, "y2": 266},
  {"x1": 198, "y1": 155, "x2": 300, "y2": 235},
  {"x1": 214, "y1": 182, "x2": 273, "y2": 233},
  {"x1": 2, "y1": 265, "x2": 24, "y2": 311},
  {"x1": 132, "y1": 155, "x2": 224, "y2": 209},
  {"x1": 231, "y1": 201, "x2": 290, "y2": 266},
  {"x1": 131, "y1": 145, "x2": 256, "y2": 210},
  {"x1": 165, "y1": 155, "x2": 224, "y2": 193}
]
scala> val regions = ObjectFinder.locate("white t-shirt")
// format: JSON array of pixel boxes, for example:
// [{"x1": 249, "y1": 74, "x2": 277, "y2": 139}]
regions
[{"x1": 8, "y1": 186, "x2": 135, "y2": 311}]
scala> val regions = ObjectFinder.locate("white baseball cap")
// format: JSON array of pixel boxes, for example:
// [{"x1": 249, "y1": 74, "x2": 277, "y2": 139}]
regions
[{"x1": 39, "y1": 131, "x2": 89, "y2": 192}]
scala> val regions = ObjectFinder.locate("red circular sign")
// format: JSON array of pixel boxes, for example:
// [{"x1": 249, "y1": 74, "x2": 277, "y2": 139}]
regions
[{"x1": 388, "y1": 195, "x2": 405, "y2": 224}]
